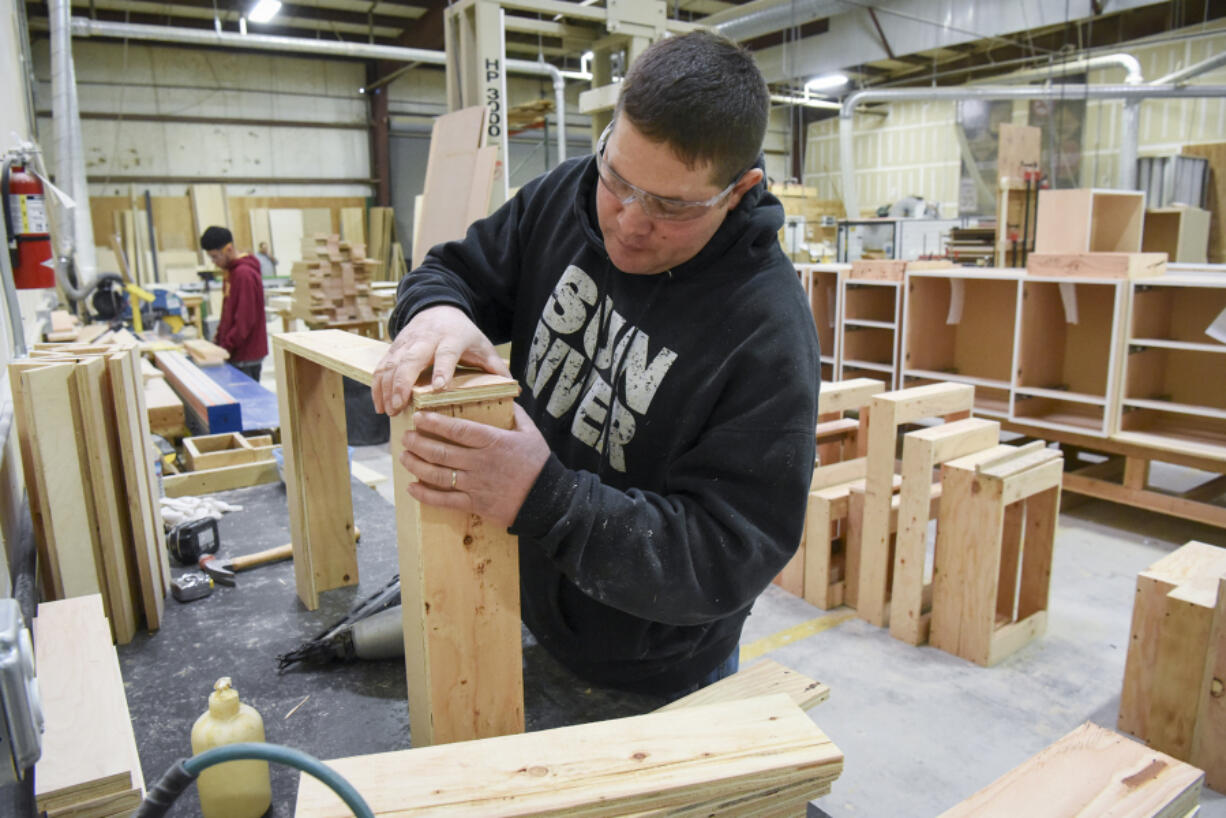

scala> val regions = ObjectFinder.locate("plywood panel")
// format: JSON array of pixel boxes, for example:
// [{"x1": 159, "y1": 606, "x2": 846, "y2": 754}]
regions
[
  {"x1": 249, "y1": 208, "x2": 272, "y2": 255},
  {"x1": 302, "y1": 208, "x2": 333, "y2": 239},
  {"x1": 189, "y1": 184, "x2": 229, "y2": 265},
  {"x1": 268, "y1": 208, "x2": 305, "y2": 267}
]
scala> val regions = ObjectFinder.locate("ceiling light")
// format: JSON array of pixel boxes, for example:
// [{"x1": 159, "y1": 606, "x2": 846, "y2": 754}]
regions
[
  {"x1": 247, "y1": 0, "x2": 281, "y2": 24},
  {"x1": 804, "y1": 73, "x2": 849, "y2": 94}
]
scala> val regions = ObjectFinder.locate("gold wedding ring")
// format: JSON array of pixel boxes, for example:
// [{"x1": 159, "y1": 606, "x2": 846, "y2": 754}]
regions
[{"x1": 450, "y1": 469, "x2": 458, "y2": 490}]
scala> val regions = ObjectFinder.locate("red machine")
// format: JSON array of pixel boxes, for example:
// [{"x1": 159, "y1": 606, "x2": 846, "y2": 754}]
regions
[{"x1": 3, "y1": 161, "x2": 55, "y2": 289}]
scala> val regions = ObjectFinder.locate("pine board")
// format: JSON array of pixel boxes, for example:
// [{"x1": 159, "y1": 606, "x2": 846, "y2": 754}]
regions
[
  {"x1": 269, "y1": 208, "x2": 306, "y2": 267},
  {"x1": 937, "y1": 722, "x2": 1202, "y2": 817},
  {"x1": 294, "y1": 694, "x2": 842, "y2": 817}
]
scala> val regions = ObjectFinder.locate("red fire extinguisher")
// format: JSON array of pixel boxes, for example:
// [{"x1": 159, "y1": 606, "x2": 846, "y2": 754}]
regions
[{"x1": 3, "y1": 160, "x2": 56, "y2": 290}]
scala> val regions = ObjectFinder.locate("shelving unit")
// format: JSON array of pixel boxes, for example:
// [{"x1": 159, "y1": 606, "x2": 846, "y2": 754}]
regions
[
  {"x1": 798, "y1": 264, "x2": 847, "y2": 383},
  {"x1": 839, "y1": 278, "x2": 902, "y2": 388},
  {"x1": 1116, "y1": 274, "x2": 1226, "y2": 456},
  {"x1": 900, "y1": 269, "x2": 1021, "y2": 418},
  {"x1": 1012, "y1": 277, "x2": 1129, "y2": 436}
]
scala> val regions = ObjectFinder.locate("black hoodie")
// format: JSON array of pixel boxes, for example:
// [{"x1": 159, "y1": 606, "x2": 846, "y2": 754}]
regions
[{"x1": 388, "y1": 154, "x2": 821, "y2": 695}]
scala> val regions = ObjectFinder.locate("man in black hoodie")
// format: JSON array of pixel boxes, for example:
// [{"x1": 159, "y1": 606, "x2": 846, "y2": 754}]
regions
[{"x1": 372, "y1": 31, "x2": 821, "y2": 698}]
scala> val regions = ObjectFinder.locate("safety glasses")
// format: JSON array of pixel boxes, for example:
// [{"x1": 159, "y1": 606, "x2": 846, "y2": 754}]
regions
[{"x1": 595, "y1": 121, "x2": 742, "y2": 222}]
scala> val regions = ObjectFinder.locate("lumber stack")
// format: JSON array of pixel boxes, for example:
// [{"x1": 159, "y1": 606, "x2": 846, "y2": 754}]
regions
[
  {"x1": 938, "y1": 722, "x2": 1202, "y2": 816},
  {"x1": 8, "y1": 343, "x2": 170, "y2": 644},
  {"x1": 295, "y1": 693, "x2": 844, "y2": 817},
  {"x1": 290, "y1": 234, "x2": 378, "y2": 324},
  {"x1": 183, "y1": 338, "x2": 230, "y2": 366},
  {"x1": 1119, "y1": 540, "x2": 1226, "y2": 791},
  {"x1": 34, "y1": 595, "x2": 146, "y2": 816}
]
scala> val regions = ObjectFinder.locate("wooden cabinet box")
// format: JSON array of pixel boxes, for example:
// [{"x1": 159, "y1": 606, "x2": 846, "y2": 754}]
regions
[
  {"x1": 901, "y1": 270, "x2": 1021, "y2": 418},
  {"x1": 1034, "y1": 188, "x2": 1145, "y2": 254},
  {"x1": 1011, "y1": 278, "x2": 1127, "y2": 436},
  {"x1": 1117, "y1": 275, "x2": 1226, "y2": 457},
  {"x1": 1143, "y1": 206, "x2": 1211, "y2": 264},
  {"x1": 798, "y1": 264, "x2": 845, "y2": 384},
  {"x1": 839, "y1": 280, "x2": 902, "y2": 388}
]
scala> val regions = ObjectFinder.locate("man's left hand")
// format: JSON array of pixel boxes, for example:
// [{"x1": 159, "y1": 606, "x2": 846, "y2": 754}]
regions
[{"x1": 398, "y1": 402, "x2": 550, "y2": 527}]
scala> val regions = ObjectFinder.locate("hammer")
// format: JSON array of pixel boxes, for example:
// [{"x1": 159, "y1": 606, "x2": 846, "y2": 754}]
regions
[
  {"x1": 198, "y1": 527, "x2": 360, "y2": 586},
  {"x1": 199, "y1": 543, "x2": 293, "y2": 586}
]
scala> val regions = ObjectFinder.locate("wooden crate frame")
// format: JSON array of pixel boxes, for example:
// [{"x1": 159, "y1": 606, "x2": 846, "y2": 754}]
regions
[
  {"x1": 929, "y1": 443, "x2": 1063, "y2": 667},
  {"x1": 797, "y1": 263, "x2": 846, "y2": 384},
  {"x1": 1142, "y1": 206, "x2": 1211, "y2": 264},
  {"x1": 272, "y1": 329, "x2": 524, "y2": 747},
  {"x1": 889, "y1": 418, "x2": 1000, "y2": 646},
  {"x1": 182, "y1": 432, "x2": 275, "y2": 471},
  {"x1": 856, "y1": 382, "x2": 975, "y2": 628},
  {"x1": 901, "y1": 269, "x2": 1021, "y2": 419}
]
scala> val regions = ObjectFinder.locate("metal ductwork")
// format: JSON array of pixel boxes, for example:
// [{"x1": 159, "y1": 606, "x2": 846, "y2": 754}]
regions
[
  {"x1": 975, "y1": 53, "x2": 1144, "y2": 86},
  {"x1": 51, "y1": 0, "x2": 98, "y2": 296},
  {"x1": 709, "y1": 0, "x2": 850, "y2": 44},
  {"x1": 70, "y1": 18, "x2": 572, "y2": 166},
  {"x1": 1153, "y1": 49, "x2": 1226, "y2": 86},
  {"x1": 837, "y1": 83, "x2": 1226, "y2": 219}
]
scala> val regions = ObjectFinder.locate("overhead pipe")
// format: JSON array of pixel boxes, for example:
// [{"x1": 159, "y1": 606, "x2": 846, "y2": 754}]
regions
[
  {"x1": 51, "y1": 0, "x2": 99, "y2": 298},
  {"x1": 710, "y1": 0, "x2": 850, "y2": 44},
  {"x1": 70, "y1": 18, "x2": 572, "y2": 165},
  {"x1": 974, "y1": 52, "x2": 1144, "y2": 86},
  {"x1": 1152, "y1": 49, "x2": 1226, "y2": 86},
  {"x1": 837, "y1": 84, "x2": 1226, "y2": 219}
]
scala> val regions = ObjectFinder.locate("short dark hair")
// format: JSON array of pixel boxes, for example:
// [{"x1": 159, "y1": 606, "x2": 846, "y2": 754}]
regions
[
  {"x1": 200, "y1": 226, "x2": 233, "y2": 251},
  {"x1": 615, "y1": 31, "x2": 768, "y2": 187}
]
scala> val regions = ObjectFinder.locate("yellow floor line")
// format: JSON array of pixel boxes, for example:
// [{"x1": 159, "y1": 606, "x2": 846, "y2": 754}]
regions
[{"x1": 740, "y1": 608, "x2": 858, "y2": 663}]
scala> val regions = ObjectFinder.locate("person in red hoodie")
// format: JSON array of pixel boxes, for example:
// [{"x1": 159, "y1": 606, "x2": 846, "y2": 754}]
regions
[{"x1": 200, "y1": 226, "x2": 269, "y2": 382}]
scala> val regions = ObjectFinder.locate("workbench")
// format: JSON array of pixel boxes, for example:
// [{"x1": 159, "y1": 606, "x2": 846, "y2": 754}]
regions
[{"x1": 116, "y1": 476, "x2": 665, "y2": 817}]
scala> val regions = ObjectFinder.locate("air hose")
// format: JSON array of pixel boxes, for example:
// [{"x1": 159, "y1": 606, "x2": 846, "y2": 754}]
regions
[{"x1": 134, "y1": 742, "x2": 374, "y2": 818}]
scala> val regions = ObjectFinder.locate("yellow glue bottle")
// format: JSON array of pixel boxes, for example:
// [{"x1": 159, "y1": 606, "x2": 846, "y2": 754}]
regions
[{"x1": 191, "y1": 676, "x2": 272, "y2": 818}]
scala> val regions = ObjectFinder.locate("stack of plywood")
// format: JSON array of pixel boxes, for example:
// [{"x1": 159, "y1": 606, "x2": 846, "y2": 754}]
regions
[
  {"x1": 34, "y1": 595, "x2": 146, "y2": 816},
  {"x1": 7, "y1": 342, "x2": 170, "y2": 644},
  {"x1": 291, "y1": 234, "x2": 378, "y2": 324}
]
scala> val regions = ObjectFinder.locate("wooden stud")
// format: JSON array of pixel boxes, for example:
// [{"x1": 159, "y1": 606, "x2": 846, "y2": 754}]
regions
[
  {"x1": 393, "y1": 372, "x2": 524, "y2": 747},
  {"x1": 1147, "y1": 579, "x2": 1217, "y2": 761},
  {"x1": 1192, "y1": 576, "x2": 1226, "y2": 792}
]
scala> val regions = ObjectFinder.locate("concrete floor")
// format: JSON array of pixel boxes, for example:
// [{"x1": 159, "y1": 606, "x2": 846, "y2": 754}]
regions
[{"x1": 352, "y1": 435, "x2": 1226, "y2": 816}]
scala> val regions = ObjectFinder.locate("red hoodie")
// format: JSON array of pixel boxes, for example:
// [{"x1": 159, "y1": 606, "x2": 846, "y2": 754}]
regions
[{"x1": 214, "y1": 254, "x2": 268, "y2": 363}]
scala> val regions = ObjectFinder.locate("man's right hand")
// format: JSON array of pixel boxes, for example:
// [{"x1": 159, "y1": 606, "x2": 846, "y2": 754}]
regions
[{"x1": 371, "y1": 305, "x2": 511, "y2": 416}]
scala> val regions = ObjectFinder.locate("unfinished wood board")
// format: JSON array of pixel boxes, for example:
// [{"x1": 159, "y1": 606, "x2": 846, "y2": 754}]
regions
[
  {"x1": 74, "y1": 357, "x2": 138, "y2": 645},
  {"x1": 274, "y1": 339, "x2": 360, "y2": 611},
  {"x1": 183, "y1": 338, "x2": 230, "y2": 366},
  {"x1": 414, "y1": 106, "x2": 494, "y2": 270},
  {"x1": 249, "y1": 208, "x2": 272, "y2": 255},
  {"x1": 889, "y1": 418, "x2": 1000, "y2": 646},
  {"x1": 269, "y1": 208, "x2": 306, "y2": 268},
  {"x1": 16, "y1": 363, "x2": 103, "y2": 600},
  {"x1": 163, "y1": 459, "x2": 280, "y2": 498},
  {"x1": 145, "y1": 376, "x2": 185, "y2": 436},
  {"x1": 34, "y1": 595, "x2": 143, "y2": 813},
  {"x1": 1193, "y1": 576, "x2": 1226, "y2": 792},
  {"x1": 340, "y1": 207, "x2": 366, "y2": 245},
  {"x1": 996, "y1": 123, "x2": 1041, "y2": 185},
  {"x1": 302, "y1": 208, "x2": 333, "y2": 239},
  {"x1": 1026, "y1": 252, "x2": 1167, "y2": 279},
  {"x1": 188, "y1": 184, "x2": 229, "y2": 265},
  {"x1": 856, "y1": 382, "x2": 975, "y2": 628},
  {"x1": 937, "y1": 721, "x2": 1202, "y2": 817},
  {"x1": 294, "y1": 694, "x2": 843, "y2": 817},
  {"x1": 272, "y1": 330, "x2": 387, "y2": 386},
  {"x1": 108, "y1": 348, "x2": 167, "y2": 630},
  {"x1": 393, "y1": 373, "x2": 523, "y2": 747},
  {"x1": 657, "y1": 659, "x2": 829, "y2": 713}
]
